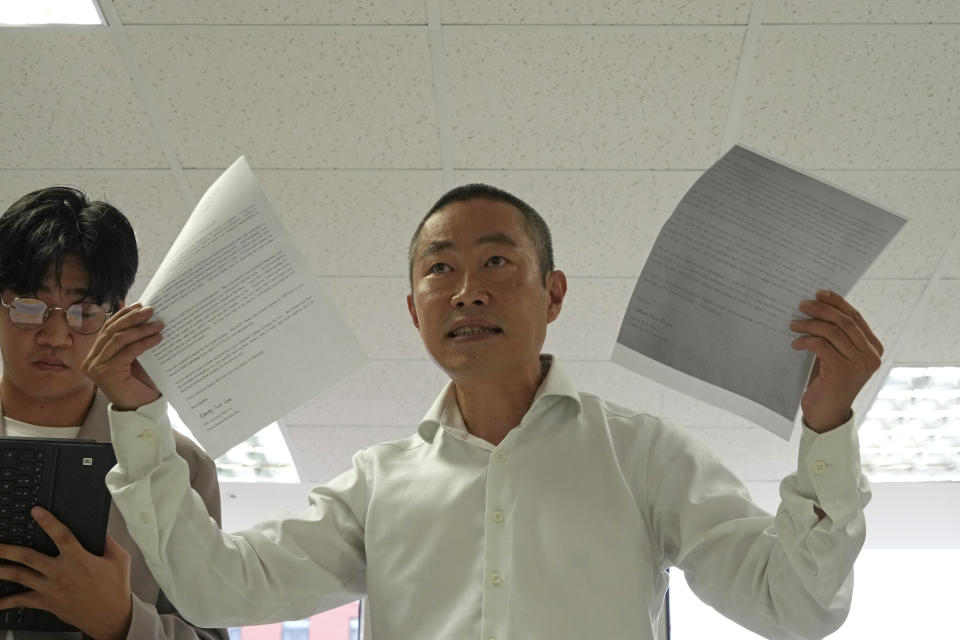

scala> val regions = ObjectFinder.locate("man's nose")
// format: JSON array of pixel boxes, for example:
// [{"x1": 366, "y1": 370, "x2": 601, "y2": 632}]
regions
[
  {"x1": 35, "y1": 308, "x2": 74, "y2": 346},
  {"x1": 451, "y1": 273, "x2": 489, "y2": 307}
]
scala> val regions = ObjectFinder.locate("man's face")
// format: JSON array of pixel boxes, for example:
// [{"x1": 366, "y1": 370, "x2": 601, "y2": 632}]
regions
[
  {"x1": 407, "y1": 199, "x2": 566, "y2": 384},
  {"x1": 0, "y1": 255, "x2": 101, "y2": 407}
]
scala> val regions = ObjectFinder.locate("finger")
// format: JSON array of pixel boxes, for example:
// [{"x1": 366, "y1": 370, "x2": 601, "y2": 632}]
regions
[
  {"x1": 0, "y1": 561, "x2": 45, "y2": 591},
  {"x1": 31, "y1": 507, "x2": 83, "y2": 557},
  {"x1": 790, "y1": 318, "x2": 858, "y2": 363},
  {"x1": 0, "y1": 541, "x2": 54, "y2": 575},
  {"x1": 102, "y1": 534, "x2": 131, "y2": 563},
  {"x1": 795, "y1": 297, "x2": 873, "y2": 356},
  {"x1": 0, "y1": 590, "x2": 45, "y2": 613},
  {"x1": 791, "y1": 335, "x2": 847, "y2": 366},
  {"x1": 89, "y1": 320, "x2": 164, "y2": 365},
  {"x1": 101, "y1": 302, "x2": 144, "y2": 330},
  {"x1": 98, "y1": 332, "x2": 164, "y2": 370},
  {"x1": 100, "y1": 306, "x2": 158, "y2": 339},
  {"x1": 815, "y1": 290, "x2": 884, "y2": 356}
]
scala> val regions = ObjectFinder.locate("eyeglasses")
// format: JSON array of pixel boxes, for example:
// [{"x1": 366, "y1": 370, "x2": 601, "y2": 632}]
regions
[{"x1": 0, "y1": 295, "x2": 112, "y2": 335}]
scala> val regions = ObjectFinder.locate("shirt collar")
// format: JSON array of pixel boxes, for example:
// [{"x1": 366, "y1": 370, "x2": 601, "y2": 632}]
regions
[{"x1": 417, "y1": 355, "x2": 582, "y2": 443}]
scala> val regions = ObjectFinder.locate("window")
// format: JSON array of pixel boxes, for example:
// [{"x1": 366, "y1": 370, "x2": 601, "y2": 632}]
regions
[
  {"x1": 667, "y1": 549, "x2": 960, "y2": 638},
  {"x1": 228, "y1": 600, "x2": 361, "y2": 639}
]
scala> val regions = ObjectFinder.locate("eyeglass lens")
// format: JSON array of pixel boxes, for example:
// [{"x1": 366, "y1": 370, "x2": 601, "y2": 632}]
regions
[{"x1": 7, "y1": 298, "x2": 107, "y2": 334}]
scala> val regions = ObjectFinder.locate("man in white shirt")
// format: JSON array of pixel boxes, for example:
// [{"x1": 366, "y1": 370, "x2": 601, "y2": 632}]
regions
[
  {"x1": 89, "y1": 184, "x2": 879, "y2": 639},
  {"x1": 0, "y1": 187, "x2": 227, "y2": 640}
]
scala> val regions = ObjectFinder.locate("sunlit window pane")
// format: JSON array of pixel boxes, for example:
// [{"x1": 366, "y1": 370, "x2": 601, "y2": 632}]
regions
[{"x1": 0, "y1": 0, "x2": 103, "y2": 25}]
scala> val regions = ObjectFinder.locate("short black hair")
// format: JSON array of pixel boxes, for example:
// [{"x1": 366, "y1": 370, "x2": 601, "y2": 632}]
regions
[
  {"x1": 408, "y1": 184, "x2": 554, "y2": 288},
  {"x1": 0, "y1": 186, "x2": 138, "y2": 310}
]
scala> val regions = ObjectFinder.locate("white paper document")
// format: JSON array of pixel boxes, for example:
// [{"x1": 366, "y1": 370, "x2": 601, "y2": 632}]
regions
[
  {"x1": 612, "y1": 145, "x2": 906, "y2": 439},
  {"x1": 138, "y1": 157, "x2": 367, "y2": 457}
]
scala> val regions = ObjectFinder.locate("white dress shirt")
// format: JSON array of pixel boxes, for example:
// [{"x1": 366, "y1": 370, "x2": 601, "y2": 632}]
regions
[{"x1": 106, "y1": 359, "x2": 870, "y2": 640}]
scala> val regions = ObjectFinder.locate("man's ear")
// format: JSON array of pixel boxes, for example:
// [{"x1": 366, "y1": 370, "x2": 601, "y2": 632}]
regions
[
  {"x1": 406, "y1": 294, "x2": 420, "y2": 330},
  {"x1": 545, "y1": 270, "x2": 567, "y2": 324}
]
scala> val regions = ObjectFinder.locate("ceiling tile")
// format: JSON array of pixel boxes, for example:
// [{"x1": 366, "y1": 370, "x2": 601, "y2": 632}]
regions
[
  {"x1": 445, "y1": 28, "x2": 744, "y2": 169},
  {"x1": 0, "y1": 29, "x2": 165, "y2": 169},
  {"x1": 186, "y1": 170, "x2": 444, "y2": 276},
  {"x1": 740, "y1": 28, "x2": 960, "y2": 169},
  {"x1": 764, "y1": 1, "x2": 960, "y2": 23},
  {"x1": 811, "y1": 171, "x2": 960, "y2": 279},
  {"x1": 659, "y1": 387, "x2": 757, "y2": 429},
  {"x1": 845, "y1": 278, "x2": 926, "y2": 352},
  {"x1": 115, "y1": 0, "x2": 426, "y2": 24},
  {"x1": 285, "y1": 360, "x2": 448, "y2": 426},
  {"x1": 320, "y1": 277, "x2": 424, "y2": 359},
  {"x1": 687, "y1": 426, "x2": 797, "y2": 481},
  {"x1": 128, "y1": 27, "x2": 440, "y2": 169},
  {"x1": 441, "y1": 1, "x2": 751, "y2": 24},
  {"x1": 0, "y1": 171, "x2": 189, "y2": 277},
  {"x1": 892, "y1": 279, "x2": 960, "y2": 363},
  {"x1": 287, "y1": 424, "x2": 414, "y2": 483},
  {"x1": 560, "y1": 360, "x2": 664, "y2": 417},
  {"x1": 544, "y1": 277, "x2": 634, "y2": 360},
  {"x1": 453, "y1": 170, "x2": 699, "y2": 277}
]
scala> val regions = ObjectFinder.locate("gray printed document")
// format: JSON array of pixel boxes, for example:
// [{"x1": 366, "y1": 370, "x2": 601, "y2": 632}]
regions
[{"x1": 612, "y1": 145, "x2": 906, "y2": 439}]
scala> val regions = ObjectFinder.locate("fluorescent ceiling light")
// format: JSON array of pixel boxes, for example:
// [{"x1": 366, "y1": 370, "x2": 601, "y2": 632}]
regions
[
  {"x1": 0, "y1": 0, "x2": 104, "y2": 25},
  {"x1": 168, "y1": 406, "x2": 301, "y2": 483},
  {"x1": 861, "y1": 366, "x2": 960, "y2": 482}
]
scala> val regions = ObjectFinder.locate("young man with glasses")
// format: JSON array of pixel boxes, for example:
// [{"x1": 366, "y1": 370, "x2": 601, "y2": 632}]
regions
[
  {"x1": 0, "y1": 187, "x2": 227, "y2": 640},
  {"x1": 92, "y1": 185, "x2": 876, "y2": 639}
]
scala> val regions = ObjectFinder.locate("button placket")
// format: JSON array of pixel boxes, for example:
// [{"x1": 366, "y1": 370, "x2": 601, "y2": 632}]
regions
[{"x1": 481, "y1": 446, "x2": 510, "y2": 640}]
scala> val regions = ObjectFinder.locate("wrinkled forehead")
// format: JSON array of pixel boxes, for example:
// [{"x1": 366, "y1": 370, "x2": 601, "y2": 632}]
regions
[{"x1": 416, "y1": 200, "x2": 529, "y2": 252}]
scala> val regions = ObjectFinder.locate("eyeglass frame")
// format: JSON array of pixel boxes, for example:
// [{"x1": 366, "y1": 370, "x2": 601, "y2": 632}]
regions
[{"x1": 0, "y1": 293, "x2": 114, "y2": 335}]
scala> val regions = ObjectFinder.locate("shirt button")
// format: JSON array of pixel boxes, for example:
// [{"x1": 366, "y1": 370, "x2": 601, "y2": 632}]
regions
[
  {"x1": 140, "y1": 429, "x2": 155, "y2": 440},
  {"x1": 492, "y1": 510, "x2": 504, "y2": 523},
  {"x1": 495, "y1": 452, "x2": 506, "y2": 463},
  {"x1": 813, "y1": 460, "x2": 827, "y2": 474},
  {"x1": 490, "y1": 572, "x2": 503, "y2": 585},
  {"x1": 138, "y1": 512, "x2": 150, "y2": 523}
]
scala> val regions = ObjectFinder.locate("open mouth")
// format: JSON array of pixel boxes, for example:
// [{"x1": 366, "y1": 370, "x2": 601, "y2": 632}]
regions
[{"x1": 447, "y1": 326, "x2": 502, "y2": 338}]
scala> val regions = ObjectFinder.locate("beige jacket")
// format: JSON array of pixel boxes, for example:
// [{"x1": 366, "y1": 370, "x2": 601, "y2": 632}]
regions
[{"x1": 1, "y1": 391, "x2": 228, "y2": 640}]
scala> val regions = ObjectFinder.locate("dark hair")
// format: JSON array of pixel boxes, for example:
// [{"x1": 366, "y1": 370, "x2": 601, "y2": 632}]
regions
[
  {"x1": 408, "y1": 184, "x2": 554, "y2": 288},
  {"x1": 0, "y1": 186, "x2": 138, "y2": 310}
]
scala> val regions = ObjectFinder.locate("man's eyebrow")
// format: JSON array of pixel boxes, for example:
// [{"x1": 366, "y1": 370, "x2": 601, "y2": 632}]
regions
[
  {"x1": 419, "y1": 233, "x2": 519, "y2": 261},
  {"x1": 419, "y1": 240, "x2": 454, "y2": 261},
  {"x1": 36, "y1": 285, "x2": 90, "y2": 297},
  {"x1": 475, "y1": 232, "x2": 518, "y2": 248}
]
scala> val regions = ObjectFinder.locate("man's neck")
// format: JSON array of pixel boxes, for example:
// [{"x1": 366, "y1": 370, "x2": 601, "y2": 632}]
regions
[
  {"x1": 0, "y1": 378, "x2": 94, "y2": 428},
  {"x1": 453, "y1": 359, "x2": 548, "y2": 446}
]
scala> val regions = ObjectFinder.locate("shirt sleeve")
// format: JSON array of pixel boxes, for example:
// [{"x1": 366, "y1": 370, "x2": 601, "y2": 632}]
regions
[
  {"x1": 106, "y1": 399, "x2": 368, "y2": 628},
  {"x1": 126, "y1": 592, "x2": 229, "y2": 640},
  {"x1": 644, "y1": 417, "x2": 870, "y2": 640}
]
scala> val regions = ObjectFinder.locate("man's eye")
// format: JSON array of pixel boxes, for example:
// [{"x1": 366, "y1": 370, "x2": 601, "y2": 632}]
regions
[
  {"x1": 427, "y1": 263, "x2": 451, "y2": 274},
  {"x1": 486, "y1": 255, "x2": 507, "y2": 267}
]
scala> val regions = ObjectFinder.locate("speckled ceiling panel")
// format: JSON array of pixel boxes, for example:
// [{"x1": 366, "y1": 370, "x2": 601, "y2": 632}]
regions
[
  {"x1": 128, "y1": 27, "x2": 440, "y2": 169},
  {"x1": 441, "y1": 0, "x2": 752, "y2": 24},
  {"x1": 0, "y1": 171, "x2": 188, "y2": 276},
  {"x1": 764, "y1": 1, "x2": 960, "y2": 23},
  {"x1": 0, "y1": 29, "x2": 166, "y2": 169},
  {"x1": 739, "y1": 27, "x2": 960, "y2": 169},
  {"x1": 444, "y1": 27, "x2": 744, "y2": 169},
  {"x1": 894, "y1": 279, "x2": 960, "y2": 363},
  {"x1": 810, "y1": 171, "x2": 960, "y2": 280},
  {"x1": 114, "y1": 0, "x2": 426, "y2": 24},
  {"x1": 452, "y1": 170, "x2": 700, "y2": 277},
  {"x1": 185, "y1": 169, "x2": 445, "y2": 276}
]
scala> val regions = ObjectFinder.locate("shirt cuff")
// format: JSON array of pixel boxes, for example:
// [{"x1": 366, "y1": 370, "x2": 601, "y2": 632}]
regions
[
  {"x1": 107, "y1": 396, "x2": 179, "y2": 478},
  {"x1": 794, "y1": 412, "x2": 869, "y2": 522}
]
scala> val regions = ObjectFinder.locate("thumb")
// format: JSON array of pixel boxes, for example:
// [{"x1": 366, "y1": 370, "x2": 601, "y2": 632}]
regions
[{"x1": 102, "y1": 533, "x2": 131, "y2": 563}]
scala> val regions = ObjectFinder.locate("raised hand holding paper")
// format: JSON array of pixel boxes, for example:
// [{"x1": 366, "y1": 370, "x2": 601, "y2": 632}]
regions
[
  {"x1": 612, "y1": 145, "x2": 905, "y2": 439},
  {"x1": 137, "y1": 157, "x2": 367, "y2": 457}
]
